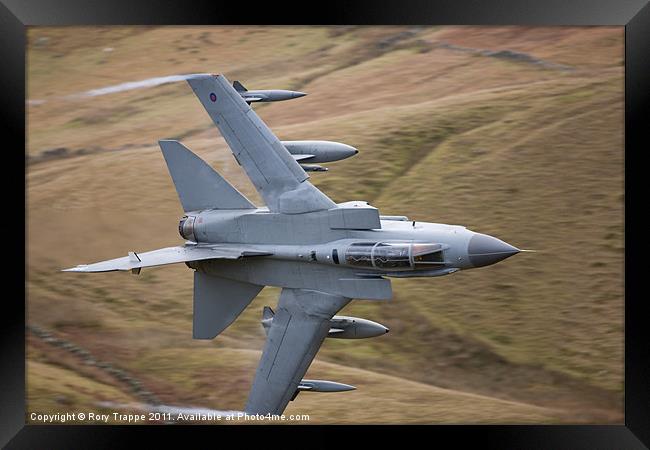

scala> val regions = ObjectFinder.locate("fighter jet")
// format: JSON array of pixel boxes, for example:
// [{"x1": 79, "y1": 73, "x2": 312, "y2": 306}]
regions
[
  {"x1": 233, "y1": 80, "x2": 306, "y2": 104},
  {"x1": 64, "y1": 74, "x2": 520, "y2": 415}
]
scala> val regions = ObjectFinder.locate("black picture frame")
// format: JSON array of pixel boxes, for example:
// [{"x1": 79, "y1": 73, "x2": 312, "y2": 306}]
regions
[{"x1": 4, "y1": 0, "x2": 648, "y2": 447}]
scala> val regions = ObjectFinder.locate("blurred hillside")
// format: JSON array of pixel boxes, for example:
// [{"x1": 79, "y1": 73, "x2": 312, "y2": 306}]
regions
[{"x1": 26, "y1": 26, "x2": 624, "y2": 424}]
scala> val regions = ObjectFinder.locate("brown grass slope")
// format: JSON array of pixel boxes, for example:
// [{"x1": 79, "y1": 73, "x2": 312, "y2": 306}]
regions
[{"x1": 26, "y1": 26, "x2": 623, "y2": 423}]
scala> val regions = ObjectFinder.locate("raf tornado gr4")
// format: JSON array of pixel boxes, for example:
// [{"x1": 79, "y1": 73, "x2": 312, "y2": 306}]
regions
[{"x1": 65, "y1": 73, "x2": 521, "y2": 415}]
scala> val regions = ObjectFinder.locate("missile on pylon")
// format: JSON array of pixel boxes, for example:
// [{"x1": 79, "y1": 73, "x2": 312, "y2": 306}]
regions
[
  {"x1": 262, "y1": 306, "x2": 389, "y2": 339},
  {"x1": 282, "y1": 140, "x2": 359, "y2": 164},
  {"x1": 233, "y1": 80, "x2": 306, "y2": 103}
]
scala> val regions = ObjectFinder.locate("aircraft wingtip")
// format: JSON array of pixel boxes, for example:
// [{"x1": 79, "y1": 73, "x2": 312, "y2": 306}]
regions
[{"x1": 62, "y1": 265, "x2": 88, "y2": 272}]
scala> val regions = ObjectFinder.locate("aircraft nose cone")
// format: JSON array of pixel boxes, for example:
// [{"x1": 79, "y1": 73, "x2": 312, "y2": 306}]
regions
[{"x1": 468, "y1": 233, "x2": 520, "y2": 268}]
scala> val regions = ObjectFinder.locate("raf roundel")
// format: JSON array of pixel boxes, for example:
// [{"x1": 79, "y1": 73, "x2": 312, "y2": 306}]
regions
[{"x1": 209, "y1": 92, "x2": 217, "y2": 102}]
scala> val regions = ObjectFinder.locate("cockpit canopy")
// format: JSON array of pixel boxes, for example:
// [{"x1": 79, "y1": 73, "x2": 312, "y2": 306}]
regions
[{"x1": 345, "y1": 242, "x2": 445, "y2": 270}]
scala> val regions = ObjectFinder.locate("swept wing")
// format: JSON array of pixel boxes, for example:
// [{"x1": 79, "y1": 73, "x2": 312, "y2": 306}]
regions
[
  {"x1": 62, "y1": 244, "x2": 271, "y2": 273},
  {"x1": 245, "y1": 288, "x2": 350, "y2": 414},
  {"x1": 186, "y1": 74, "x2": 335, "y2": 214}
]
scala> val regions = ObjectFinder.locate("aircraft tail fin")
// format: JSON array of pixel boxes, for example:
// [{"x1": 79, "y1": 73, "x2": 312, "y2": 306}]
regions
[
  {"x1": 233, "y1": 80, "x2": 247, "y2": 92},
  {"x1": 193, "y1": 272, "x2": 263, "y2": 339},
  {"x1": 159, "y1": 140, "x2": 256, "y2": 212}
]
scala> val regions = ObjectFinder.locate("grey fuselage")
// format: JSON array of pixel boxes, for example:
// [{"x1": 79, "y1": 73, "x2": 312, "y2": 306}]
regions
[{"x1": 182, "y1": 204, "x2": 519, "y2": 299}]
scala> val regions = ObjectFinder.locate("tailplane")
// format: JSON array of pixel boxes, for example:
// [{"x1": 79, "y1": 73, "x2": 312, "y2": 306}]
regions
[
  {"x1": 193, "y1": 272, "x2": 263, "y2": 339},
  {"x1": 159, "y1": 140, "x2": 255, "y2": 212}
]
